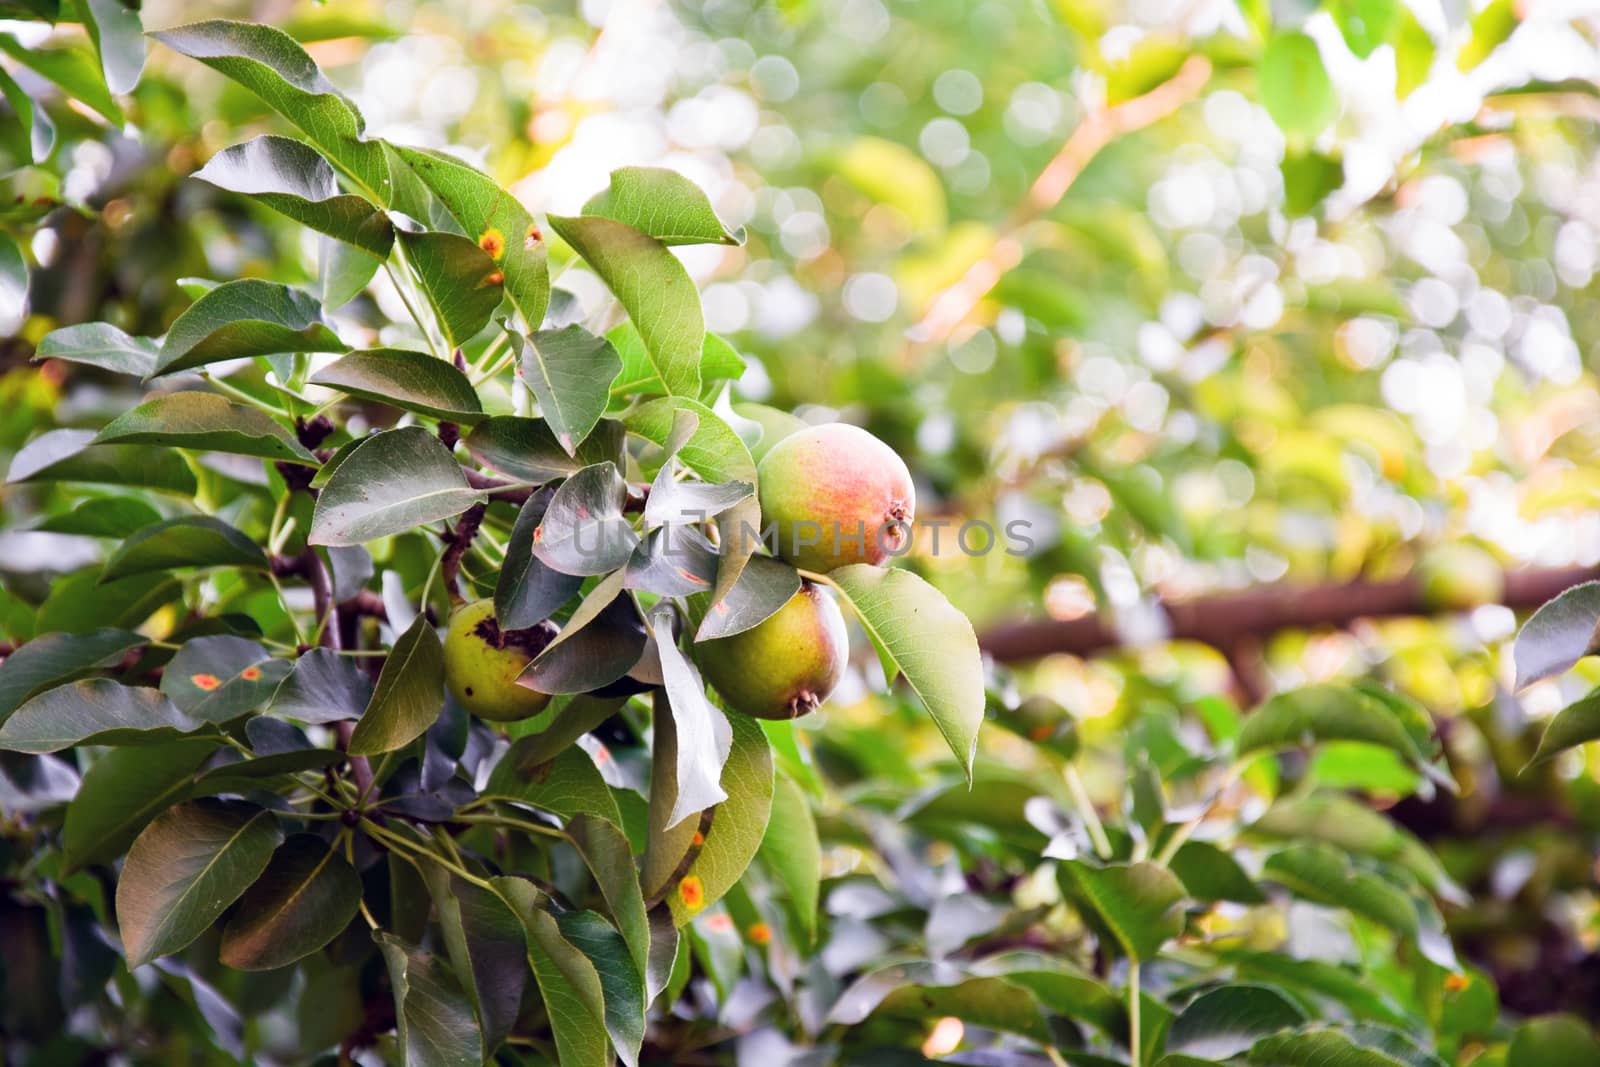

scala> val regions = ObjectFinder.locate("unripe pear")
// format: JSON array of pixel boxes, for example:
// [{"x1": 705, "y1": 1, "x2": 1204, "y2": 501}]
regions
[
  {"x1": 756, "y1": 423, "x2": 915, "y2": 572},
  {"x1": 697, "y1": 581, "x2": 848, "y2": 720},
  {"x1": 1417, "y1": 543, "x2": 1504, "y2": 612},
  {"x1": 442, "y1": 598, "x2": 554, "y2": 721}
]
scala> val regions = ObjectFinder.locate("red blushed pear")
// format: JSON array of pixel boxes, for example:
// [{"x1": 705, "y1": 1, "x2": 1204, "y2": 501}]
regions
[
  {"x1": 696, "y1": 581, "x2": 848, "y2": 720},
  {"x1": 442, "y1": 598, "x2": 554, "y2": 722},
  {"x1": 756, "y1": 423, "x2": 915, "y2": 572}
]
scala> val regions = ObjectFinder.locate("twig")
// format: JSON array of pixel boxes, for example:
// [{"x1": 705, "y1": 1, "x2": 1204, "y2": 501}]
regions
[
  {"x1": 440, "y1": 502, "x2": 488, "y2": 604},
  {"x1": 902, "y1": 57, "x2": 1212, "y2": 363}
]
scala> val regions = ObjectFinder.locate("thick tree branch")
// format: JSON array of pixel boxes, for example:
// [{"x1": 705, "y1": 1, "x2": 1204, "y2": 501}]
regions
[{"x1": 979, "y1": 564, "x2": 1600, "y2": 663}]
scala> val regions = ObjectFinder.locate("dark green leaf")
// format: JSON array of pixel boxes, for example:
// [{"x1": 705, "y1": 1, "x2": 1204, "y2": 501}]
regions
[
  {"x1": 34, "y1": 497, "x2": 163, "y2": 538},
  {"x1": 311, "y1": 348, "x2": 483, "y2": 422},
  {"x1": 36, "y1": 571, "x2": 182, "y2": 635},
  {"x1": 558, "y1": 910, "x2": 646, "y2": 1067},
  {"x1": 153, "y1": 280, "x2": 346, "y2": 377},
  {"x1": 374, "y1": 933, "x2": 483, "y2": 1067},
  {"x1": 219, "y1": 834, "x2": 361, "y2": 970},
  {"x1": 567, "y1": 814, "x2": 650, "y2": 977},
  {"x1": 422, "y1": 870, "x2": 528, "y2": 1054},
  {"x1": 518, "y1": 326, "x2": 622, "y2": 455},
  {"x1": 485, "y1": 739, "x2": 623, "y2": 826},
  {"x1": 101, "y1": 517, "x2": 270, "y2": 583},
  {"x1": 348, "y1": 613, "x2": 444, "y2": 754},
  {"x1": 547, "y1": 214, "x2": 702, "y2": 397},
  {"x1": 496, "y1": 489, "x2": 582, "y2": 630},
  {"x1": 1169, "y1": 840, "x2": 1266, "y2": 904},
  {"x1": 191, "y1": 748, "x2": 342, "y2": 796},
  {"x1": 1249, "y1": 1025, "x2": 1448, "y2": 1067},
  {"x1": 0, "y1": 679, "x2": 197, "y2": 753},
  {"x1": 268, "y1": 647, "x2": 373, "y2": 725},
  {"x1": 1168, "y1": 984, "x2": 1308, "y2": 1060},
  {"x1": 533, "y1": 462, "x2": 639, "y2": 576},
  {"x1": 62, "y1": 738, "x2": 216, "y2": 871},
  {"x1": 494, "y1": 878, "x2": 609, "y2": 1067},
  {"x1": 160, "y1": 636, "x2": 289, "y2": 724},
  {"x1": 0, "y1": 628, "x2": 147, "y2": 725},
  {"x1": 523, "y1": 577, "x2": 646, "y2": 694},
  {"x1": 195, "y1": 135, "x2": 394, "y2": 256},
  {"x1": 34, "y1": 322, "x2": 158, "y2": 376},
  {"x1": 466, "y1": 414, "x2": 624, "y2": 482},
  {"x1": 115, "y1": 799, "x2": 284, "y2": 969},
  {"x1": 693, "y1": 555, "x2": 799, "y2": 642},
  {"x1": 1508, "y1": 1015, "x2": 1600, "y2": 1067},
  {"x1": 624, "y1": 526, "x2": 719, "y2": 597},
  {"x1": 582, "y1": 166, "x2": 743, "y2": 246},
  {"x1": 94, "y1": 391, "x2": 318, "y2": 464},
  {"x1": 759, "y1": 772, "x2": 820, "y2": 946},
  {"x1": 309, "y1": 426, "x2": 484, "y2": 546}
]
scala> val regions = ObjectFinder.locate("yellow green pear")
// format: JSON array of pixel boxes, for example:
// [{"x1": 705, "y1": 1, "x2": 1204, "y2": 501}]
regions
[
  {"x1": 442, "y1": 598, "x2": 553, "y2": 721},
  {"x1": 697, "y1": 581, "x2": 848, "y2": 720}
]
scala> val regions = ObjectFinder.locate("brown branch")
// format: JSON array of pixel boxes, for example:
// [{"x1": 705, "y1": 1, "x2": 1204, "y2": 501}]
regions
[
  {"x1": 979, "y1": 564, "x2": 1600, "y2": 663},
  {"x1": 902, "y1": 56, "x2": 1212, "y2": 362},
  {"x1": 440, "y1": 501, "x2": 488, "y2": 603}
]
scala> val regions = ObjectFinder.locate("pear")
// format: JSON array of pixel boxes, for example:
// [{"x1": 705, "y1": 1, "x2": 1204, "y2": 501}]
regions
[
  {"x1": 442, "y1": 598, "x2": 553, "y2": 721},
  {"x1": 756, "y1": 423, "x2": 915, "y2": 572},
  {"x1": 697, "y1": 581, "x2": 848, "y2": 719}
]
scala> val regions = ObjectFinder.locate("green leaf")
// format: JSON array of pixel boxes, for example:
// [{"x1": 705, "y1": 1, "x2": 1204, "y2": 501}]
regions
[
  {"x1": 387, "y1": 144, "x2": 549, "y2": 330},
  {"x1": 79, "y1": 0, "x2": 146, "y2": 95},
  {"x1": 151, "y1": 21, "x2": 413, "y2": 213},
  {"x1": 522, "y1": 576, "x2": 645, "y2": 694},
  {"x1": 547, "y1": 214, "x2": 703, "y2": 397},
  {"x1": 1262, "y1": 845, "x2": 1426, "y2": 945},
  {"x1": 194, "y1": 135, "x2": 394, "y2": 256},
  {"x1": 693, "y1": 555, "x2": 800, "y2": 642},
  {"x1": 1237, "y1": 684, "x2": 1428, "y2": 765},
  {"x1": 1169, "y1": 840, "x2": 1267, "y2": 904},
  {"x1": 0, "y1": 35, "x2": 119, "y2": 124},
  {"x1": 115, "y1": 799, "x2": 284, "y2": 969},
  {"x1": 559, "y1": 911, "x2": 647, "y2": 1067},
  {"x1": 1458, "y1": 0, "x2": 1516, "y2": 71},
  {"x1": 34, "y1": 322, "x2": 158, "y2": 376},
  {"x1": 34, "y1": 497, "x2": 163, "y2": 538},
  {"x1": 101, "y1": 517, "x2": 270, "y2": 583},
  {"x1": 160, "y1": 636, "x2": 290, "y2": 724},
  {"x1": 466, "y1": 415, "x2": 625, "y2": 483},
  {"x1": 0, "y1": 679, "x2": 198, "y2": 754},
  {"x1": 62, "y1": 738, "x2": 216, "y2": 871},
  {"x1": 518, "y1": 326, "x2": 622, "y2": 455},
  {"x1": 1328, "y1": 0, "x2": 1401, "y2": 59},
  {"x1": 36, "y1": 571, "x2": 181, "y2": 636},
  {"x1": 0, "y1": 628, "x2": 147, "y2": 725},
  {"x1": 310, "y1": 348, "x2": 484, "y2": 423},
  {"x1": 567, "y1": 814, "x2": 651, "y2": 978},
  {"x1": 1508, "y1": 1016, "x2": 1600, "y2": 1066},
  {"x1": 495, "y1": 490, "x2": 582, "y2": 630},
  {"x1": 533, "y1": 462, "x2": 639, "y2": 576},
  {"x1": 309, "y1": 426, "x2": 485, "y2": 546},
  {"x1": 1394, "y1": 10, "x2": 1435, "y2": 98},
  {"x1": 1513, "y1": 581, "x2": 1600, "y2": 690},
  {"x1": 348, "y1": 613, "x2": 444, "y2": 755},
  {"x1": 758, "y1": 772, "x2": 821, "y2": 946},
  {"x1": 268, "y1": 647, "x2": 373, "y2": 725},
  {"x1": 495, "y1": 878, "x2": 610, "y2": 1067},
  {"x1": 0, "y1": 65, "x2": 54, "y2": 163},
  {"x1": 486, "y1": 736, "x2": 624, "y2": 826},
  {"x1": 969, "y1": 952, "x2": 1125, "y2": 1038},
  {"x1": 582, "y1": 166, "x2": 744, "y2": 246},
  {"x1": 422, "y1": 871, "x2": 528, "y2": 1054},
  {"x1": 94, "y1": 391, "x2": 317, "y2": 464},
  {"x1": 219, "y1": 834, "x2": 361, "y2": 970},
  {"x1": 830, "y1": 565, "x2": 985, "y2": 780},
  {"x1": 827, "y1": 964, "x2": 1051, "y2": 1044},
  {"x1": 396, "y1": 229, "x2": 503, "y2": 349},
  {"x1": 321, "y1": 237, "x2": 384, "y2": 309},
  {"x1": 1250, "y1": 793, "x2": 1463, "y2": 903},
  {"x1": 1057, "y1": 860, "x2": 1187, "y2": 961},
  {"x1": 153, "y1": 280, "x2": 346, "y2": 377},
  {"x1": 1168, "y1": 984, "x2": 1308, "y2": 1060},
  {"x1": 191, "y1": 748, "x2": 341, "y2": 796},
  {"x1": 0, "y1": 232, "x2": 24, "y2": 335},
  {"x1": 1260, "y1": 32, "x2": 1337, "y2": 140},
  {"x1": 1249, "y1": 1025, "x2": 1448, "y2": 1067},
  {"x1": 374, "y1": 933, "x2": 484, "y2": 1067},
  {"x1": 665, "y1": 709, "x2": 774, "y2": 925},
  {"x1": 8, "y1": 429, "x2": 198, "y2": 495},
  {"x1": 624, "y1": 396, "x2": 759, "y2": 606}
]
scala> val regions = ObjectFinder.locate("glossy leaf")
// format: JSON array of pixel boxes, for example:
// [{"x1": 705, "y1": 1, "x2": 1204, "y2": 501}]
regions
[
  {"x1": 831, "y1": 564, "x2": 985, "y2": 780},
  {"x1": 485, "y1": 736, "x2": 623, "y2": 826},
  {"x1": 374, "y1": 933, "x2": 483, "y2": 1067},
  {"x1": 495, "y1": 879, "x2": 610, "y2": 1067},
  {"x1": 101, "y1": 517, "x2": 270, "y2": 583},
  {"x1": 1057, "y1": 860, "x2": 1187, "y2": 961},
  {"x1": 693, "y1": 555, "x2": 800, "y2": 642},
  {"x1": 160, "y1": 636, "x2": 290, "y2": 724},
  {"x1": 309, "y1": 426, "x2": 484, "y2": 546},
  {"x1": 62, "y1": 738, "x2": 216, "y2": 871},
  {"x1": 8, "y1": 429, "x2": 198, "y2": 495},
  {"x1": 396, "y1": 229, "x2": 503, "y2": 349},
  {"x1": 268, "y1": 647, "x2": 374, "y2": 725},
  {"x1": 466, "y1": 415, "x2": 625, "y2": 482},
  {"x1": 153, "y1": 280, "x2": 346, "y2": 376},
  {"x1": 558, "y1": 910, "x2": 647, "y2": 1067},
  {"x1": 116, "y1": 799, "x2": 284, "y2": 969},
  {"x1": 567, "y1": 814, "x2": 651, "y2": 977},
  {"x1": 0, "y1": 628, "x2": 147, "y2": 725},
  {"x1": 348, "y1": 614, "x2": 445, "y2": 754},
  {"x1": 496, "y1": 489, "x2": 582, "y2": 630},
  {"x1": 94, "y1": 391, "x2": 318, "y2": 464},
  {"x1": 1513, "y1": 581, "x2": 1600, "y2": 690},
  {"x1": 423, "y1": 870, "x2": 528, "y2": 1053},
  {"x1": 1168, "y1": 984, "x2": 1308, "y2": 1059},
  {"x1": 517, "y1": 325, "x2": 622, "y2": 455},
  {"x1": 532, "y1": 462, "x2": 639, "y2": 576},
  {"x1": 650, "y1": 608, "x2": 732, "y2": 829},
  {"x1": 219, "y1": 834, "x2": 361, "y2": 970},
  {"x1": 0, "y1": 680, "x2": 198, "y2": 753},
  {"x1": 311, "y1": 348, "x2": 483, "y2": 423},
  {"x1": 34, "y1": 322, "x2": 158, "y2": 376}
]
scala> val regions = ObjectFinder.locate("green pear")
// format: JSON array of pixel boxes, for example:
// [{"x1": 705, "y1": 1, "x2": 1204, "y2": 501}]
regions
[
  {"x1": 442, "y1": 598, "x2": 553, "y2": 722},
  {"x1": 756, "y1": 423, "x2": 915, "y2": 572},
  {"x1": 697, "y1": 581, "x2": 848, "y2": 719}
]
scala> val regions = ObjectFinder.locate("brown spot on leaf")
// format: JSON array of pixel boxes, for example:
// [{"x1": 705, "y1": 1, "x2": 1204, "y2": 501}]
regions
[{"x1": 190, "y1": 673, "x2": 221, "y2": 691}]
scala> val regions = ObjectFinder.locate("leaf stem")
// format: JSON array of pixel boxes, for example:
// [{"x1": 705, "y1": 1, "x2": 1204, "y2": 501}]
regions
[
  {"x1": 363, "y1": 817, "x2": 498, "y2": 892},
  {"x1": 452, "y1": 810, "x2": 567, "y2": 840},
  {"x1": 1064, "y1": 764, "x2": 1114, "y2": 860},
  {"x1": 1152, "y1": 759, "x2": 1245, "y2": 867},
  {"x1": 1128, "y1": 960, "x2": 1142, "y2": 1066},
  {"x1": 385, "y1": 260, "x2": 442, "y2": 359},
  {"x1": 199, "y1": 372, "x2": 293, "y2": 417}
]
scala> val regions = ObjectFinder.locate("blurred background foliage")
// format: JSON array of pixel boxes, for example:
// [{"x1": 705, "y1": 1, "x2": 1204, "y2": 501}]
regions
[{"x1": 7, "y1": 0, "x2": 1600, "y2": 1062}]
